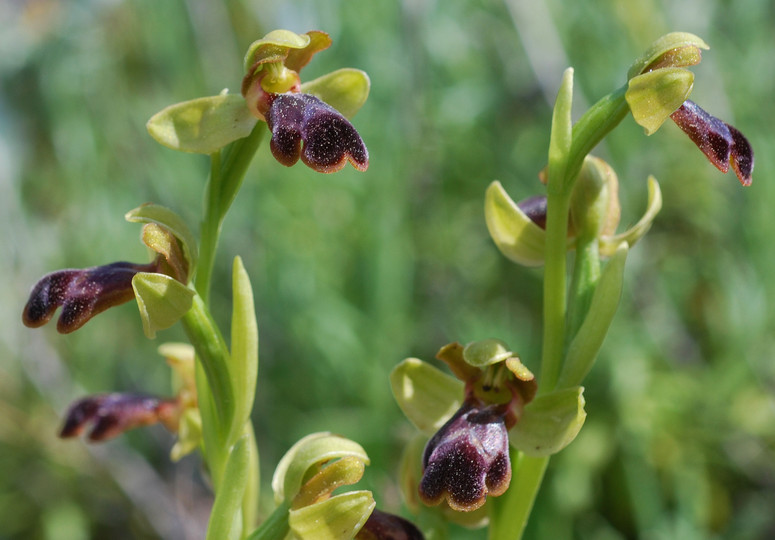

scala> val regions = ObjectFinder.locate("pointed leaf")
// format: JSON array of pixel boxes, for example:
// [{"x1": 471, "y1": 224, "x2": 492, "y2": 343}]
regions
[
  {"x1": 132, "y1": 273, "x2": 195, "y2": 339},
  {"x1": 228, "y1": 256, "x2": 258, "y2": 446},
  {"x1": 301, "y1": 68, "x2": 370, "y2": 119},
  {"x1": 205, "y1": 436, "x2": 251, "y2": 540},
  {"x1": 558, "y1": 243, "x2": 628, "y2": 389},
  {"x1": 509, "y1": 387, "x2": 586, "y2": 457},
  {"x1": 390, "y1": 358, "x2": 463, "y2": 436},
  {"x1": 548, "y1": 68, "x2": 573, "y2": 194},
  {"x1": 289, "y1": 491, "x2": 374, "y2": 540},
  {"x1": 485, "y1": 181, "x2": 548, "y2": 267},
  {"x1": 147, "y1": 94, "x2": 257, "y2": 154}
]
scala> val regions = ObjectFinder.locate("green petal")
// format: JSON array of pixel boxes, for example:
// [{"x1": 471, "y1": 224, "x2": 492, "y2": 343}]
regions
[
  {"x1": 390, "y1": 358, "x2": 463, "y2": 436},
  {"x1": 227, "y1": 256, "x2": 258, "y2": 446},
  {"x1": 300, "y1": 68, "x2": 371, "y2": 119},
  {"x1": 170, "y1": 407, "x2": 202, "y2": 462},
  {"x1": 243, "y1": 30, "x2": 311, "y2": 73},
  {"x1": 272, "y1": 433, "x2": 369, "y2": 505},
  {"x1": 626, "y1": 67, "x2": 694, "y2": 135},
  {"x1": 557, "y1": 243, "x2": 628, "y2": 389},
  {"x1": 462, "y1": 339, "x2": 513, "y2": 368},
  {"x1": 146, "y1": 94, "x2": 257, "y2": 154},
  {"x1": 484, "y1": 181, "x2": 548, "y2": 267},
  {"x1": 132, "y1": 273, "x2": 195, "y2": 339},
  {"x1": 288, "y1": 491, "x2": 375, "y2": 540},
  {"x1": 600, "y1": 176, "x2": 662, "y2": 255},
  {"x1": 627, "y1": 32, "x2": 709, "y2": 79},
  {"x1": 126, "y1": 203, "x2": 198, "y2": 271},
  {"x1": 509, "y1": 386, "x2": 587, "y2": 457}
]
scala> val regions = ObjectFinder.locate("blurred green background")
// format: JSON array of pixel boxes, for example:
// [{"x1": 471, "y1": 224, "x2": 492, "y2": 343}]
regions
[{"x1": 2, "y1": 0, "x2": 774, "y2": 538}]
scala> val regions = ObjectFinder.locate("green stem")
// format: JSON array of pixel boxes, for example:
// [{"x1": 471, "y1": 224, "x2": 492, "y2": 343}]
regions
[
  {"x1": 566, "y1": 234, "x2": 601, "y2": 340},
  {"x1": 489, "y1": 450, "x2": 549, "y2": 540},
  {"x1": 246, "y1": 502, "x2": 291, "y2": 540}
]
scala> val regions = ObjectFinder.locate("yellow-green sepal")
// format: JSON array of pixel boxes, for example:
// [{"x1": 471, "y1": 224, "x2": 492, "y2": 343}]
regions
[
  {"x1": 146, "y1": 93, "x2": 257, "y2": 155},
  {"x1": 301, "y1": 68, "x2": 371, "y2": 119},
  {"x1": 626, "y1": 67, "x2": 694, "y2": 135},
  {"x1": 600, "y1": 176, "x2": 662, "y2": 255},
  {"x1": 627, "y1": 32, "x2": 709, "y2": 79},
  {"x1": 485, "y1": 181, "x2": 549, "y2": 267},
  {"x1": 509, "y1": 386, "x2": 587, "y2": 457},
  {"x1": 390, "y1": 358, "x2": 463, "y2": 436},
  {"x1": 132, "y1": 273, "x2": 195, "y2": 338},
  {"x1": 288, "y1": 490, "x2": 375, "y2": 540}
]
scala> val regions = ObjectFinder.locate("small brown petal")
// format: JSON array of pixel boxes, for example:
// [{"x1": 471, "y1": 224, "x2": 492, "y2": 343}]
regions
[
  {"x1": 23, "y1": 261, "x2": 157, "y2": 333},
  {"x1": 60, "y1": 393, "x2": 179, "y2": 442},
  {"x1": 266, "y1": 93, "x2": 369, "y2": 173}
]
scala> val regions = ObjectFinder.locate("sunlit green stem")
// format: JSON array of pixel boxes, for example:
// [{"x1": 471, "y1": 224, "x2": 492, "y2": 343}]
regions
[
  {"x1": 489, "y1": 450, "x2": 549, "y2": 540},
  {"x1": 246, "y1": 501, "x2": 291, "y2": 540}
]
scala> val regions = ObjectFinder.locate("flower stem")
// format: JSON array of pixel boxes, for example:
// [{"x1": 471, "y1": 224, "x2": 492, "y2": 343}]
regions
[
  {"x1": 566, "y1": 233, "x2": 601, "y2": 340},
  {"x1": 246, "y1": 501, "x2": 291, "y2": 540},
  {"x1": 489, "y1": 450, "x2": 549, "y2": 540}
]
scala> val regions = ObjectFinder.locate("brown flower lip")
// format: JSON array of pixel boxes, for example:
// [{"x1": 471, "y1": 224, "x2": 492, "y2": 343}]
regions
[
  {"x1": 356, "y1": 508, "x2": 424, "y2": 540},
  {"x1": 419, "y1": 399, "x2": 512, "y2": 512},
  {"x1": 670, "y1": 99, "x2": 754, "y2": 186},
  {"x1": 59, "y1": 393, "x2": 179, "y2": 442},
  {"x1": 266, "y1": 93, "x2": 369, "y2": 173},
  {"x1": 23, "y1": 260, "x2": 159, "y2": 334}
]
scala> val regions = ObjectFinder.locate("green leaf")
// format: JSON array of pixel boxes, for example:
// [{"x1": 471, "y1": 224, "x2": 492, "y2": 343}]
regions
[
  {"x1": 626, "y1": 67, "x2": 694, "y2": 135},
  {"x1": 227, "y1": 256, "x2": 258, "y2": 446},
  {"x1": 557, "y1": 243, "x2": 628, "y2": 389},
  {"x1": 484, "y1": 181, "x2": 549, "y2": 267},
  {"x1": 509, "y1": 387, "x2": 586, "y2": 457},
  {"x1": 126, "y1": 203, "x2": 198, "y2": 270},
  {"x1": 548, "y1": 68, "x2": 574, "y2": 195},
  {"x1": 390, "y1": 358, "x2": 463, "y2": 435},
  {"x1": 272, "y1": 433, "x2": 369, "y2": 505},
  {"x1": 205, "y1": 435, "x2": 251, "y2": 540},
  {"x1": 288, "y1": 491, "x2": 375, "y2": 540},
  {"x1": 146, "y1": 94, "x2": 258, "y2": 154},
  {"x1": 132, "y1": 273, "x2": 195, "y2": 339},
  {"x1": 627, "y1": 32, "x2": 709, "y2": 79},
  {"x1": 300, "y1": 68, "x2": 371, "y2": 119}
]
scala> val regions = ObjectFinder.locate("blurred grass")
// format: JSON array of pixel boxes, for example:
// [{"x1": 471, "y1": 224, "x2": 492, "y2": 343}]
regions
[{"x1": 2, "y1": 0, "x2": 774, "y2": 538}]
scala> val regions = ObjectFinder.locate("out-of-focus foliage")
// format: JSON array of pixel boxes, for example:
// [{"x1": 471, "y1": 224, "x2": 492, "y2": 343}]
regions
[{"x1": 2, "y1": 0, "x2": 774, "y2": 539}]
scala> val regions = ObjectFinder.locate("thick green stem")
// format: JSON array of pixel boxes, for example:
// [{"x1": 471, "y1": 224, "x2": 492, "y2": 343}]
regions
[
  {"x1": 489, "y1": 450, "x2": 549, "y2": 540},
  {"x1": 246, "y1": 502, "x2": 291, "y2": 540}
]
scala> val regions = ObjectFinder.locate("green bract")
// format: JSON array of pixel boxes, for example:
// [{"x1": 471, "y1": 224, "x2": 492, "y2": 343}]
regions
[
  {"x1": 146, "y1": 93, "x2": 258, "y2": 155},
  {"x1": 132, "y1": 273, "x2": 195, "y2": 339},
  {"x1": 390, "y1": 358, "x2": 464, "y2": 435},
  {"x1": 509, "y1": 386, "x2": 587, "y2": 457}
]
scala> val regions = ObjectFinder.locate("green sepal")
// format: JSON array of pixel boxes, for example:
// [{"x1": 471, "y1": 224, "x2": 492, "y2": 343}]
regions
[
  {"x1": 146, "y1": 93, "x2": 258, "y2": 155},
  {"x1": 390, "y1": 358, "x2": 463, "y2": 436},
  {"x1": 126, "y1": 203, "x2": 198, "y2": 271},
  {"x1": 227, "y1": 256, "x2": 258, "y2": 446},
  {"x1": 626, "y1": 67, "x2": 694, "y2": 135},
  {"x1": 170, "y1": 407, "x2": 202, "y2": 462},
  {"x1": 484, "y1": 181, "x2": 550, "y2": 267},
  {"x1": 205, "y1": 435, "x2": 251, "y2": 540},
  {"x1": 509, "y1": 386, "x2": 586, "y2": 457},
  {"x1": 300, "y1": 68, "x2": 371, "y2": 119},
  {"x1": 557, "y1": 243, "x2": 628, "y2": 389},
  {"x1": 462, "y1": 339, "x2": 513, "y2": 368},
  {"x1": 288, "y1": 491, "x2": 375, "y2": 540},
  {"x1": 272, "y1": 433, "x2": 370, "y2": 505},
  {"x1": 132, "y1": 273, "x2": 195, "y2": 339},
  {"x1": 600, "y1": 176, "x2": 662, "y2": 255},
  {"x1": 627, "y1": 32, "x2": 709, "y2": 79}
]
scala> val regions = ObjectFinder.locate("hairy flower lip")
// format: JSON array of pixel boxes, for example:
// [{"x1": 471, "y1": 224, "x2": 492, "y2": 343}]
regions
[
  {"x1": 670, "y1": 99, "x2": 753, "y2": 186},
  {"x1": 419, "y1": 399, "x2": 512, "y2": 512},
  {"x1": 266, "y1": 93, "x2": 369, "y2": 173},
  {"x1": 22, "y1": 260, "x2": 160, "y2": 334},
  {"x1": 59, "y1": 393, "x2": 179, "y2": 441}
]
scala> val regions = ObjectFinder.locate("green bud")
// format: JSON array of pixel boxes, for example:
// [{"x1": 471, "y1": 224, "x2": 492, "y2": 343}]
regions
[
  {"x1": 570, "y1": 156, "x2": 621, "y2": 242},
  {"x1": 301, "y1": 68, "x2": 371, "y2": 119},
  {"x1": 627, "y1": 32, "x2": 708, "y2": 79},
  {"x1": 146, "y1": 93, "x2": 257, "y2": 154},
  {"x1": 626, "y1": 67, "x2": 694, "y2": 135},
  {"x1": 509, "y1": 386, "x2": 587, "y2": 457},
  {"x1": 390, "y1": 358, "x2": 463, "y2": 436},
  {"x1": 131, "y1": 273, "x2": 195, "y2": 339}
]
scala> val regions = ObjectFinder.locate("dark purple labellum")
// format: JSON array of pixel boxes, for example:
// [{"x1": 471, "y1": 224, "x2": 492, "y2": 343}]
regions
[
  {"x1": 60, "y1": 393, "x2": 178, "y2": 441},
  {"x1": 670, "y1": 100, "x2": 753, "y2": 186},
  {"x1": 22, "y1": 261, "x2": 157, "y2": 333},
  {"x1": 356, "y1": 509, "x2": 425, "y2": 540},
  {"x1": 419, "y1": 401, "x2": 511, "y2": 512},
  {"x1": 266, "y1": 93, "x2": 369, "y2": 173},
  {"x1": 518, "y1": 195, "x2": 548, "y2": 229}
]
